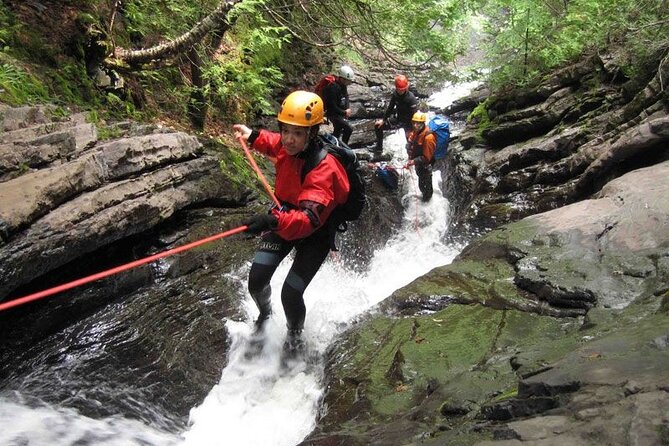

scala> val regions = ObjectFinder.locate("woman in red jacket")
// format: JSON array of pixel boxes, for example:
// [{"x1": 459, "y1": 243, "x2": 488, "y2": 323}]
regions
[{"x1": 233, "y1": 91, "x2": 350, "y2": 354}]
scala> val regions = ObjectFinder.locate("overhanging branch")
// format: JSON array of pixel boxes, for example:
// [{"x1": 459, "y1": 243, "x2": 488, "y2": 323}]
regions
[{"x1": 108, "y1": 0, "x2": 242, "y2": 67}]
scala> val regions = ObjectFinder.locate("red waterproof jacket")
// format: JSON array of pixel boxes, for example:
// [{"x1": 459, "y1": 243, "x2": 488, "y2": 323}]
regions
[{"x1": 251, "y1": 129, "x2": 350, "y2": 240}]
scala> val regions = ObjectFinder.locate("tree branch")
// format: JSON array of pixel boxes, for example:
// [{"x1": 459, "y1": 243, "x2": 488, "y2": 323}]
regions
[{"x1": 109, "y1": 0, "x2": 242, "y2": 66}]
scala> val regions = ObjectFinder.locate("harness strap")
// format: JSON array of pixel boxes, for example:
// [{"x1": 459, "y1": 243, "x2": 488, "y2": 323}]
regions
[{"x1": 300, "y1": 146, "x2": 328, "y2": 183}]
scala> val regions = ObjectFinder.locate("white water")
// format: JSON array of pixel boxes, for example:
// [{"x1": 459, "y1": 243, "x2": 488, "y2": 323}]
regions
[{"x1": 0, "y1": 83, "x2": 476, "y2": 446}]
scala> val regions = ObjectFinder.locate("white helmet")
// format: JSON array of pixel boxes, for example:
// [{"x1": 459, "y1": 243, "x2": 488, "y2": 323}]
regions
[{"x1": 339, "y1": 65, "x2": 355, "y2": 81}]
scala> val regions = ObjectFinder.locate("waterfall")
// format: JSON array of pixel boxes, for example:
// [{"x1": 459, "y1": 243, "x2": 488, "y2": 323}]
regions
[
  {"x1": 0, "y1": 81, "x2": 476, "y2": 446},
  {"x1": 182, "y1": 82, "x2": 475, "y2": 445}
]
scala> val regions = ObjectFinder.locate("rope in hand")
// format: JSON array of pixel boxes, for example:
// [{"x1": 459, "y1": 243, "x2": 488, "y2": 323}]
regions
[
  {"x1": 0, "y1": 225, "x2": 249, "y2": 312},
  {"x1": 0, "y1": 137, "x2": 279, "y2": 312},
  {"x1": 237, "y1": 136, "x2": 281, "y2": 208}
]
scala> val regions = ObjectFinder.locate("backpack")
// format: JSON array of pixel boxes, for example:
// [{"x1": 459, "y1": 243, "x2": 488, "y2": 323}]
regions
[
  {"x1": 375, "y1": 164, "x2": 399, "y2": 190},
  {"x1": 301, "y1": 133, "x2": 366, "y2": 226},
  {"x1": 427, "y1": 115, "x2": 451, "y2": 160},
  {"x1": 314, "y1": 74, "x2": 336, "y2": 102}
]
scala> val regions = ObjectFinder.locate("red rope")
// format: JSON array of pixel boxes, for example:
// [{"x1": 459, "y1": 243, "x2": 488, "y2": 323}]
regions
[
  {"x1": 238, "y1": 136, "x2": 281, "y2": 208},
  {"x1": 0, "y1": 225, "x2": 249, "y2": 312}
]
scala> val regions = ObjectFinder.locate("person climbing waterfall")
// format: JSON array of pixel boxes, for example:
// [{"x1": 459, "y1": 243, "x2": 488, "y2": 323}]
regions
[
  {"x1": 406, "y1": 111, "x2": 436, "y2": 201},
  {"x1": 233, "y1": 90, "x2": 350, "y2": 358},
  {"x1": 321, "y1": 65, "x2": 355, "y2": 144},
  {"x1": 373, "y1": 74, "x2": 419, "y2": 158}
]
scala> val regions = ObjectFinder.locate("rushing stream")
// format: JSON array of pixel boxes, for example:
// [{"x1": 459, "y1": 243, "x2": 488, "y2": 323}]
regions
[{"x1": 0, "y1": 81, "x2": 476, "y2": 445}]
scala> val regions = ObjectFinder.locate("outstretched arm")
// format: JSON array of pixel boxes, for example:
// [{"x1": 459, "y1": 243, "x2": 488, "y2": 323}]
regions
[{"x1": 233, "y1": 124, "x2": 252, "y2": 142}]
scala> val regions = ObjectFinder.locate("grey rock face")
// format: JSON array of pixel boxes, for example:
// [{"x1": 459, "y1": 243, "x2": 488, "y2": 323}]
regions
[{"x1": 0, "y1": 107, "x2": 248, "y2": 300}]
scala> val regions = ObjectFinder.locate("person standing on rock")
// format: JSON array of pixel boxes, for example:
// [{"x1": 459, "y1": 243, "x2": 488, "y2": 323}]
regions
[
  {"x1": 233, "y1": 90, "x2": 350, "y2": 356},
  {"x1": 322, "y1": 65, "x2": 355, "y2": 144},
  {"x1": 406, "y1": 111, "x2": 436, "y2": 201},
  {"x1": 373, "y1": 74, "x2": 419, "y2": 157}
]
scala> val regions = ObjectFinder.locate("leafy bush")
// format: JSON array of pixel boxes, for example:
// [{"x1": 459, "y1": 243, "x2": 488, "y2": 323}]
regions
[{"x1": 479, "y1": 0, "x2": 669, "y2": 88}]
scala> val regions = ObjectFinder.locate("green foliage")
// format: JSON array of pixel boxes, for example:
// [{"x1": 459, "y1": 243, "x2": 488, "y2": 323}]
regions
[
  {"x1": 478, "y1": 0, "x2": 669, "y2": 88},
  {"x1": 122, "y1": 0, "x2": 221, "y2": 39},
  {"x1": 48, "y1": 106, "x2": 71, "y2": 120},
  {"x1": 97, "y1": 125, "x2": 124, "y2": 141},
  {"x1": 379, "y1": 0, "x2": 471, "y2": 65},
  {"x1": 50, "y1": 63, "x2": 97, "y2": 106},
  {"x1": 17, "y1": 162, "x2": 29, "y2": 175},
  {"x1": 0, "y1": 2, "x2": 19, "y2": 48},
  {"x1": 0, "y1": 60, "x2": 49, "y2": 105},
  {"x1": 86, "y1": 109, "x2": 100, "y2": 124},
  {"x1": 288, "y1": 0, "x2": 472, "y2": 71},
  {"x1": 204, "y1": 1, "x2": 289, "y2": 120},
  {"x1": 0, "y1": 3, "x2": 104, "y2": 108},
  {"x1": 207, "y1": 61, "x2": 283, "y2": 120},
  {"x1": 4, "y1": 0, "x2": 665, "y2": 132},
  {"x1": 105, "y1": 91, "x2": 140, "y2": 119}
]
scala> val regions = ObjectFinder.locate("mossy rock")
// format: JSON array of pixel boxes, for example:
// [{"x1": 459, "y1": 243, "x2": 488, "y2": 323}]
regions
[{"x1": 319, "y1": 304, "x2": 584, "y2": 441}]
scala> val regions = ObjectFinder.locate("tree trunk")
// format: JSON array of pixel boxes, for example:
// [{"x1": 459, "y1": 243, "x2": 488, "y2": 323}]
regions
[
  {"x1": 110, "y1": 0, "x2": 241, "y2": 66},
  {"x1": 187, "y1": 48, "x2": 207, "y2": 131}
]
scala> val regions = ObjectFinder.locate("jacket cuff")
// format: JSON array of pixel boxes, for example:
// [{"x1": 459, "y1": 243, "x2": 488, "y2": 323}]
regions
[{"x1": 248, "y1": 129, "x2": 261, "y2": 145}]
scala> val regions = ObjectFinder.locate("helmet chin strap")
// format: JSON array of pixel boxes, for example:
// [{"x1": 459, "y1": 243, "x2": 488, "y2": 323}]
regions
[
  {"x1": 305, "y1": 126, "x2": 320, "y2": 151},
  {"x1": 293, "y1": 126, "x2": 319, "y2": 154}
]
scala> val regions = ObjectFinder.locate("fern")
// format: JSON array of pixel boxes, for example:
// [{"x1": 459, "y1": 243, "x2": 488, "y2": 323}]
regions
[{"x1": 0, "y1": 62, "x2": 49, "y2": 105}]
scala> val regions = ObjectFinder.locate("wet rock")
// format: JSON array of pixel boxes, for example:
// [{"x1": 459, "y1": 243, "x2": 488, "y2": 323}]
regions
[{"x1": 0, "y1": 109, "x2": 250, "y2": 300}]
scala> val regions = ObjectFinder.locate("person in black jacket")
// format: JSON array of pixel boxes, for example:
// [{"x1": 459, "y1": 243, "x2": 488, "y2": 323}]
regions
[
  {"x1": 322, "y1": 65, "x2": 355, "y2": 144},
  {"x1": 373, "y1": 74, "x2": 419, "y2": 156}
]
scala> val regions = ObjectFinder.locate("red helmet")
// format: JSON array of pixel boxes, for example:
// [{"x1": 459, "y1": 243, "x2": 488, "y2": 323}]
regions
[{"x1": 395, "y1": 74, "x2": 409, "y2": 91}]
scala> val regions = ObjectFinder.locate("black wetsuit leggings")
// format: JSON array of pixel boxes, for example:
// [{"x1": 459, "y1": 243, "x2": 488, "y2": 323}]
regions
[
  {"x1": 247, "y1": 228, "x2": 331, "y2": 331},
  {"x1": 329, "y1": 114, "x2": 353, "y2": 144},
  {"x1": 416, "y1": 163, "x2": 433, "y2": 201}
]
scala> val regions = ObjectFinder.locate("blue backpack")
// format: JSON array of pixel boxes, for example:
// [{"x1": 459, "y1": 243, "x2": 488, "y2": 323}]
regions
[
  {"x1": 375, "y1": 164, "x2": 399, "y2": 190},
  {"x1": 427, "y1": 115, "x2": 450, "y2": 160}
]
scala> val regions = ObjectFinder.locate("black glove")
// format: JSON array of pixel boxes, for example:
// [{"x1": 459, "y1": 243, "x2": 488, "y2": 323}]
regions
[{"x1": 244, "y1": 214, "x2": 278, "y2": 235}]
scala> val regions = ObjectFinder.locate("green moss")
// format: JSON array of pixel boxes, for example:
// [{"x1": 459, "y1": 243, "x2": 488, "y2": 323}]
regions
[
  {"x1": 392, "y1": 257, "x2": 528, "y2": 310},
  {"x1": 658, "y1": 291, "x2": 669, "y2": 315},
  {"x1": 466, "y1": 100, "x2": 492, "y2": 142},
  {"x1": 402, "y1": 305, "x2": 502, "y2": 377},
  {"x1": 216, "y1": 141, "x2": 276, "y2": 200},
  {"x1": 49, "y1": 63, "x2": 98, "y2": 106},
  {"x1": 332, "y1": 303, "x2": 586, "y2": 422},
  {"x1": 97, "y1": 125, "x2": 123, "y2": 141},
  {"x1": 491, "y1": 386, "x2": 518, "y2": 402},
  {"x1": 345, "y1": 306, "x2": 506, "y2": 416},
  {"x1": 17, "y1": 162, "x2": 29, "y2": 175}
]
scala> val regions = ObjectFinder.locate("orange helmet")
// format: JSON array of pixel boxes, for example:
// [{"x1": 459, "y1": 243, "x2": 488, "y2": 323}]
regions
[
  {"x1": 277, "y1": 90, "x2": 324, "y2": 127},
  {"x1": 412, "y1": 111, "x2": 427, "y2": 123},
  {"x1": 395, "y1": 74, "x2": 409, "y2": 91}
]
